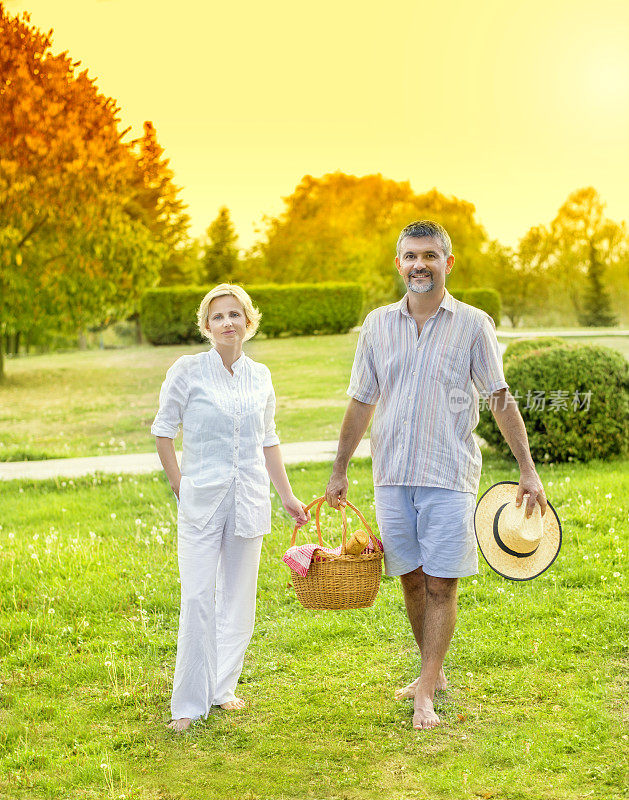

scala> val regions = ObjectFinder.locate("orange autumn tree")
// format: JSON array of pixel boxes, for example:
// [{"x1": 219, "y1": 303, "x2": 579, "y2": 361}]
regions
[{"x1": 0, "y1": 4, "x2": 173, "y2": 376}]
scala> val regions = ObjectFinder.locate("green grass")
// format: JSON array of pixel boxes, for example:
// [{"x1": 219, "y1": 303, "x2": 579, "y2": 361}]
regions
[
  {"x1": 2, "y1": 334, "x2": 628, "y2": 462},
  {"x1": 1, "y1": 455, "x2": 627, "y2": 799},
  {"x1": 0, "y1": 335, "x2": 359, "y2": 461}
]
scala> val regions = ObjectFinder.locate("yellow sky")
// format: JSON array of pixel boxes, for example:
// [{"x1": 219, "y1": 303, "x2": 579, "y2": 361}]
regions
[{"x1": 8, "y1": 0, "x2": 629, "y2": 249}]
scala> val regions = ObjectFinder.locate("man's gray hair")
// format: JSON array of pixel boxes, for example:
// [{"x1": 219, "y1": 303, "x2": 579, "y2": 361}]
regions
[{"x1": 396, "y1": 220, "x2": 452, "y2": 259}]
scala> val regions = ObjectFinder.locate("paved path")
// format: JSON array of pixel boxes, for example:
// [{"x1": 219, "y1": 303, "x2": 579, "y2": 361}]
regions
[{"x1": 0, "y1": 440, "x2": 372, "y2": 481}]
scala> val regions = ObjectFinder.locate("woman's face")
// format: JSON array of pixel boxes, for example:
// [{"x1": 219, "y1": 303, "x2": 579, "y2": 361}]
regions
[{"x1": 207, "y1": 295, "x2": 248, "y2": 346}]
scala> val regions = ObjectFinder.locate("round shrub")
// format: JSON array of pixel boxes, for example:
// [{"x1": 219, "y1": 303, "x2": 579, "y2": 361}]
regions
[
  {"x1": 476, "y1": 344, "x2": 629, "y2": 463},
  {"x1": 462, "y1": 288, "x2": 501, "y2": 327},
  {"x1": 503, "y1": 336, "x2": 566, "y2": 365},
  {"x1": 448, "y1": 288, "x2": 501, "y2": 326}
]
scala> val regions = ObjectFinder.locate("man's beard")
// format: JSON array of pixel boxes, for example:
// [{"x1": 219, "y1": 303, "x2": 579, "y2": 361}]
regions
[{"x1": 408, "y1": 274, "x2": 434, "y2": 294}]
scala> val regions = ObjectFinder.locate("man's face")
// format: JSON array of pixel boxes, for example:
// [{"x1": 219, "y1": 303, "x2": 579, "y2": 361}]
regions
[{"x1": 395, "y1": 236, "x2": 454, "y2": 295}]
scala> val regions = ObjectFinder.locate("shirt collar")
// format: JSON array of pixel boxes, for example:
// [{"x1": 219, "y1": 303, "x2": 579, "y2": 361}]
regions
[
  {"x1": 208, "y1": 347, "x2": 246, "y2": 375},
  {"x1": 389, "y1": 289, "x2": 456, "y2": 317}
]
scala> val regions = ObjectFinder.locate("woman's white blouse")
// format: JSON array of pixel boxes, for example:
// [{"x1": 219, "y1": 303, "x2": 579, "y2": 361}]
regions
[{"x1": 151, "y1": 348, "x2": 280, "y2": 535}]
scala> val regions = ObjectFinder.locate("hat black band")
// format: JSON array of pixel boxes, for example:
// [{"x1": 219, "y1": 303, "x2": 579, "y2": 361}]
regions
[{"x1": 493, "y1": 503, "x2": 540, "y2": 559}]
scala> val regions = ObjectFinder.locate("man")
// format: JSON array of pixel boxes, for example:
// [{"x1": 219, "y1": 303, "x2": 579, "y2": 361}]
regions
[{"x1": 325, "y1": 220, "x2": 546, "y2": 731}]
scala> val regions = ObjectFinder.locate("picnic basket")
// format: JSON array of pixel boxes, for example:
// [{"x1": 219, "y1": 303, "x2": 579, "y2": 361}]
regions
[{"x1": 289, "y1": 495, "x2": 383, "y2": 610}]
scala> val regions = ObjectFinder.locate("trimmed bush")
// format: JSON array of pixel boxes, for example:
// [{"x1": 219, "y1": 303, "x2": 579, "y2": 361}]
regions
[
  {"x1": 476, "y1": 344, "x2": 629, "y2": 463},
  {"x1": 448, "y1": 288, "x2": 501, "y2": 326},
  {"x1": 140, "y1": 282, "x2": 364, "y2": 344},
  {"x1": 503, "y1": 336, "x2": 566, "y2": 365}
]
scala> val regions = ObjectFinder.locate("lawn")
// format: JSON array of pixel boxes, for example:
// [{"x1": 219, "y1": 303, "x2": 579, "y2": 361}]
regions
[
  {"x1": 0, "y1": 455, "x2": 627, "y2": 799},
  {"x1": 2, "y1": 333, "x2": 629, "y2": 463},
  {"x1": 0, "y1": 335, "x2": 359, "y2": 462}
]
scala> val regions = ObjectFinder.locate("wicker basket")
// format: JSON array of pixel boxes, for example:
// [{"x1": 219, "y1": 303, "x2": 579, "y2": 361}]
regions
[{"x1": 289, "y1": 496, "x2": 383, "y2": 610}]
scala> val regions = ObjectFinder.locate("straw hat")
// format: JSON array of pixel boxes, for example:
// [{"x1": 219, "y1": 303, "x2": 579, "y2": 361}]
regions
[{"x1": 474, "y1": 481, "x2": 562, "y2": 581}]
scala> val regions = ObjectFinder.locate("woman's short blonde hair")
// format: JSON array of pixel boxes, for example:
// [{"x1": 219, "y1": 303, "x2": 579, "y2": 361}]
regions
[{"x1": 197, "y1": 283, "x2": 262, "y2": 343}]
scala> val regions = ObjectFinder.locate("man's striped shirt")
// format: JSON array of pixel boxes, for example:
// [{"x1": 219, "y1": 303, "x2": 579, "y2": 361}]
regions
[{"x1": 347, "y1": 290, "x2": 508, "y2": 494}]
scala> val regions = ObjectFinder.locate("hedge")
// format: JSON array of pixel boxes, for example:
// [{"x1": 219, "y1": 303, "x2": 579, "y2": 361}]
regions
[
  {"x1": 503, "y1": 336, "x2": 566, "y2": 365},
  {"x1": 449, "y1": 288, "x2": 501, "y2": 326},
  {"x1": 476, "y1": 344, "x2": 629, "y2": 463},
  {"x1": 140, "y1": 283, "x2": 364, "y2": 344}
]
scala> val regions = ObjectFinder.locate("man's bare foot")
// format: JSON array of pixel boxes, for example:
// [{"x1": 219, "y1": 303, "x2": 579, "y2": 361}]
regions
[
  {"x1": 412, "y1": 693, "x2": 440, "y2": 731},
  {"x1": 219, "y1": 698, "x2": 245, "y2": 711},
  {"x1": 167, "y1": 717, "x2": 192, "y2": 733},
  {"x1": 395, "y1": 668, "x2": 447, "y2": 700}
]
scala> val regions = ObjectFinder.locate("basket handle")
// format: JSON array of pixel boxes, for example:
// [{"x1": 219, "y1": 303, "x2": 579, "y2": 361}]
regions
[{"x1": 290, "y1": 495, "x2": 376, "y2": 555}]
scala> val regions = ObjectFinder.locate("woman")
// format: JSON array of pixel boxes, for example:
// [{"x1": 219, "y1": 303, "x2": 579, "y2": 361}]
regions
[{"x1": 151, "y1": 283, "x2": 309, "y2": 732}]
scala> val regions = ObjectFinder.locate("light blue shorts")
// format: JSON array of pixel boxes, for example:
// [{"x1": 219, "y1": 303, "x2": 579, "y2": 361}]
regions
[{"x1": 374, "y1": 485, "x2": 478, "y2": 579}]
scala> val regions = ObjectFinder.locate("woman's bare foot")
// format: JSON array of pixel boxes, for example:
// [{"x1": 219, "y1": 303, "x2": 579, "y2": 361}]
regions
[
  {"x1": 395, "y1": 668, "x2": 447, "y2": 700},
  {"x1": 412, "y1": 693, "x2": 440, "y2": 731},
  {"x1": 167, "y1": 717, "x2": 192, "y2": 733},
  {"x1": 219, "y1": 698, "x2": 245, "y2": 711}
]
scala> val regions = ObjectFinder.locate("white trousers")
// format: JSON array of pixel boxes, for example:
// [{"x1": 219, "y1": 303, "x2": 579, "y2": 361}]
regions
[{"x1": 171, "y1": 483, "x2": 263, "y2": 720}]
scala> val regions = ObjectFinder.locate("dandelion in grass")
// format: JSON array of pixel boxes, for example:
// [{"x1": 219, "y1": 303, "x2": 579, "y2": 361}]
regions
[
  {"x1": 565, "y1": 477, "x2": 570, "y2": 483},
  {"x1": 586, "y1": 524, "x2": 592, "y2": 529},
  {"x1": 609, "y1": 528, "x2": 615, "y2": 533},
  {"x1": 613, "y1": 572, "x2": 621, "y2": 578},
  {"x1": 594, "y1": 553, "x2": 600, "y2": 559},
  {"x1": 605, "y1": 493, "x2": 612, "y2": 499},
  {"x1": 496, "y1": 587, "x2": 505, "y2": 593},
  {"x1": 135, "y1": 519, "x2": 142, "y2": 526},
  {"x1": 583, "y1": 555, "x2": 589, "y2": 561},
  {"x1": 8, "y1": 532, "x2": 14, "y2": 539},
  {"x1": 118, "y1": 476, "x2": 123, "y2": 482},
  {"x1": 585, "y1": 499, "x2": 591, "y2": 506},
  {"x1": 472, "y1": 579, "x2": 478, "y2": 585},
  {"x1": 352, "y1": 479, "x2": 358, "y2": 485},
  {"x1": 616, "y1": 548, "x2": 622, "y2": 555},
  {"x1": 110, "y1": 513, "x2": 117, "y2": 519}
]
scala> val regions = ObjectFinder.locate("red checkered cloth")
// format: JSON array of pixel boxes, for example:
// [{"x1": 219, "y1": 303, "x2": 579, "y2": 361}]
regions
[{"x1": 282, "y1": 537, "x2": 383, "y2": 578}]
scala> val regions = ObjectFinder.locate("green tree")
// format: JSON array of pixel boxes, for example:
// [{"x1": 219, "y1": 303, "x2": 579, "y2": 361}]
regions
[
  {"x1": 482, "y1": 241, "x2": 535, "y2": 328},
  {"x1": 250, "y1": 172, "x2": 491, "y2": 309},
  {"x1": 202, "y1": 207, "x2": 240, "y2": 284},
  {"x1": 578, "y1": 243, "x2": 618, "y2": 327},
  {"x1": 516, "y1": 188, "x2": 627, "y2": 326},
  {"x1": 159, "y1": 239, "x2": 203, "y2": 286}
]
